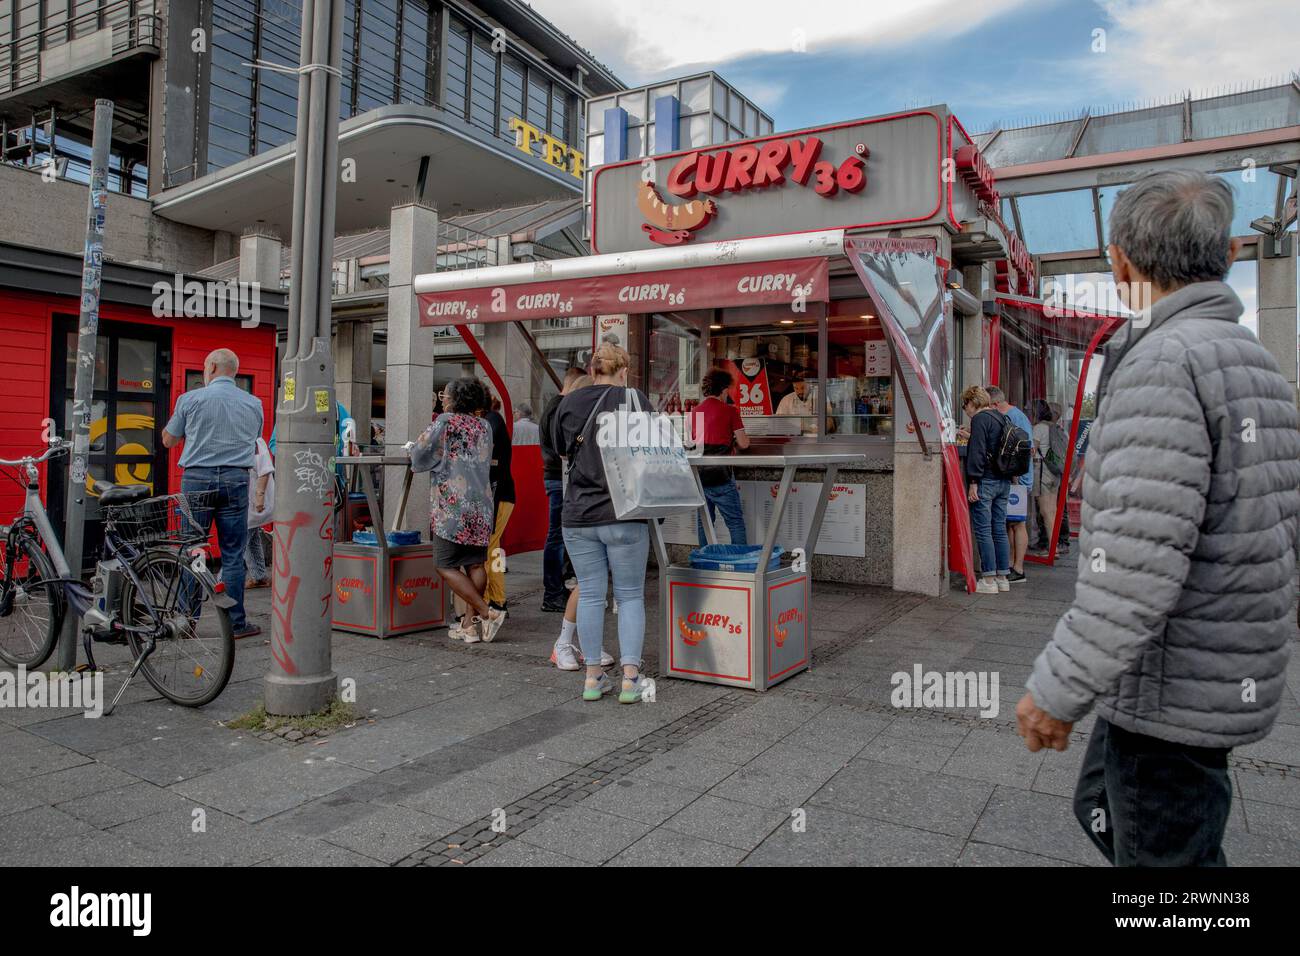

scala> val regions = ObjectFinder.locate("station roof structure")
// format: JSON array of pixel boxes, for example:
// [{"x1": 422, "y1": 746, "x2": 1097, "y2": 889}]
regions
[{"x1": 978, "y1": 79, "x2": 1300, "y2": 273}]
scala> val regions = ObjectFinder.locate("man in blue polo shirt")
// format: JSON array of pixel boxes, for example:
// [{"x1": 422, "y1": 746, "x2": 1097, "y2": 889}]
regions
[{"x1": 163, "y1": 348, "x2": 265, "y2": 639}]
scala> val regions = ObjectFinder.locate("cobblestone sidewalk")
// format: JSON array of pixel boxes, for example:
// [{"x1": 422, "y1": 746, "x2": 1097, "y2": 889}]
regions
[{"x1": 2, "y1": 554, "x2": 1297, "y2": 866}]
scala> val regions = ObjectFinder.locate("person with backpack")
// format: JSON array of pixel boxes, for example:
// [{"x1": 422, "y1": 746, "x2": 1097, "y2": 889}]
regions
[
  {"x1": 988, "y1": 387, "x2": 1032, "y2": 583},
  {"x1": 962, "y1": 385, "x2": 1030, "y2": 594}
]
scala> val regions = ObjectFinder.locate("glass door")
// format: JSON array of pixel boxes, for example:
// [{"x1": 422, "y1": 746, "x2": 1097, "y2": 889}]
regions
[{"x1": 48, "y1": 316, "x2": 172, "y2": 566}]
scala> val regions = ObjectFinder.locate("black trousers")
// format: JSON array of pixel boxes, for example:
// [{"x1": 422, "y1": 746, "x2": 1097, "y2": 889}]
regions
[{"x1": 1073, "y1": 716, "x2": 1232, "y2": 866}]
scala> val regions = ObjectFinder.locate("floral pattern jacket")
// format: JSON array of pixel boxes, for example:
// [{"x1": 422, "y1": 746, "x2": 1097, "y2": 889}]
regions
[{"x1": 409, "y1": 413, "x2": 493, "y2": 546}]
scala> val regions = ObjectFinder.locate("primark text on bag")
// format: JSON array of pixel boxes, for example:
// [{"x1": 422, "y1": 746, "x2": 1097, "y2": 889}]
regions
[{"x1": 596, "y1": 389, "x2": 705, "y2": 520}]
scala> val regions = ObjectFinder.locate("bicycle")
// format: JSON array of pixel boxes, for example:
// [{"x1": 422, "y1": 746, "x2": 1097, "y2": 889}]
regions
[{"x1": 0, "y1": 439, "x2": 235, "y2": 715}]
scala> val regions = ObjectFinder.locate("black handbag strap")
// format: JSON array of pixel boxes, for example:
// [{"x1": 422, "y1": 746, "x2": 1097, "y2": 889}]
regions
[{"x1": 565, "y1": 387, "x2": 618, "y2": 475}]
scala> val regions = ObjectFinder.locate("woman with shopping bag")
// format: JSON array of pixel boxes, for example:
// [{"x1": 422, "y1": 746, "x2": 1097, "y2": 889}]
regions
[{"x1": 551, "y1": 343, "x2": 702, "y2": 703}]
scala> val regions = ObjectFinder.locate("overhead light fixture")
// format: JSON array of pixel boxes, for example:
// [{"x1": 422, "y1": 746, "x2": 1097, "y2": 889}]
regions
[
  {"x1": 709, "y1": 323, "x2": 722, "y2": 330},
  {"x1": 779, "y1": 319, "x2": 794, "y2": 325}
]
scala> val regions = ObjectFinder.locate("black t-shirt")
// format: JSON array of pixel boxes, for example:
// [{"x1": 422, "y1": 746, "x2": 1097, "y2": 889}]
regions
[
  {"x1": 538, "y1": 392, "x2": 563, "y2": 481},
  {"x1": 485, "y1": 410, "x2": 516, "y2": 505},
  {"x1": 551, "y1": 384, "x2": 649, "y2": 528}
]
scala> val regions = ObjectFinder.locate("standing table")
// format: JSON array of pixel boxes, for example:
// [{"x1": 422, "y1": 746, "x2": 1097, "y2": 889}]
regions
[
  {"x1": 649, "y1": 453, "x2": 866, "y2": 691},
  {"x1": 332, "y1": 454, "x2": 451, "y2": 638}
]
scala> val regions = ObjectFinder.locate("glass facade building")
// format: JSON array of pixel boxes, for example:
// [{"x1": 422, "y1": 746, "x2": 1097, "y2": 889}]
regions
[{"x1": 205, "y1": 0, "x2": 589, "y2": 175}]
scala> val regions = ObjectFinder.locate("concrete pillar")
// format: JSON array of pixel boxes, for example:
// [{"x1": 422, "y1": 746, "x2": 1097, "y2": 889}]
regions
[
  {"x1": 335, "y1": 320, "x2": 373, "y2": 444},
  {"x1": 1255, "y1": 238, "x2": 1298, "y2": 403},
  {"x1": 384, "y1": 202, "x2": 439, "y2": 532},
  {"x1": 238, "y1": 228, "x2": 282, "y2": 291},
  {"x1": 888, "y1": 226, "x2": 952, "y2": 597}
]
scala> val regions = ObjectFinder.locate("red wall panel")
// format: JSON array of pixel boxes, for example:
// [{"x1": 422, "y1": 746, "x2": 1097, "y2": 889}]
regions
[{"x1": 0, "y1": 288, "x2": 277, "y2": 531}]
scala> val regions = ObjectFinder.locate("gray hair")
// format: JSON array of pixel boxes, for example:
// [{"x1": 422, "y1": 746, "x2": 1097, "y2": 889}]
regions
[
  {"x1": 1107, "y1": 170, "x2": 1234, "y2": 290},
  {"x1": 516, "y1": 403, "x2": 533, "y2": 419},
  {"x1": 205, "y1": 348, "x2": 239, "y2": 375},
  {"x1": 986, "y1": 386, "x2": 1006, "y2": 404}
]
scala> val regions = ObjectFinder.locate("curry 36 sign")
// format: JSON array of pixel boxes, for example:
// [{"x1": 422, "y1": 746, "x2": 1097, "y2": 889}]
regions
[{"x1": 592, "y1": 107, "x2": 953, "y2": 254}]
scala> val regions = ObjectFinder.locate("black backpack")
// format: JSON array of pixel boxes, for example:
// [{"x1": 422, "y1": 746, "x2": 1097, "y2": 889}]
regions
[{"x1": 987, "y1": 409, "x2": 1031, "y2": 480}]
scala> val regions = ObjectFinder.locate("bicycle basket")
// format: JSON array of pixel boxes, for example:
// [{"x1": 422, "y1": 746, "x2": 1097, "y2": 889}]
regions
[{"x1": 102, "y1": 490, "x2": 217, "y2": 545}]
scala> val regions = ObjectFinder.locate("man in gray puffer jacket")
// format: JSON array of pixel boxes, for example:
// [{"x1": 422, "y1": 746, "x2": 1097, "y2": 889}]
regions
[{"x1": 1016, "y1": 169, "x2": 1300, "y2": 866}]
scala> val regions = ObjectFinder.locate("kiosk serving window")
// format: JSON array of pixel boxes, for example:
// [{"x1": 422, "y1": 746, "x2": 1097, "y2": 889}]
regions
[{"x1": 639, "y1": 299, "x2": 896, "y2": 445}]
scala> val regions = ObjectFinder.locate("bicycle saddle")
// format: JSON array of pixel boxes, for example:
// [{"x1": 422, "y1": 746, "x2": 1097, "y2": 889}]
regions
[{"x1": 95, "y1": 481, "x2": 151, "y2": 505}]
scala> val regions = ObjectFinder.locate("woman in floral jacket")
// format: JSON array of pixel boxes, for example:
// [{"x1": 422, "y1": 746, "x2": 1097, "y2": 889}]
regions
[{"x1": 410, "y1": 377, "x2": 506, "y2": 643}]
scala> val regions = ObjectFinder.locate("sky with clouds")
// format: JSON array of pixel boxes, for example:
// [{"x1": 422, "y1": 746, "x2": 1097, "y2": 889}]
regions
[{"x1": 530, "y1": 0, "x2": 1297, "y2": 133}]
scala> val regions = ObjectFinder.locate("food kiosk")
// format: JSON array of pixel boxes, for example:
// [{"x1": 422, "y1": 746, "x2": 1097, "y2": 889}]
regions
[{"x1": 410, "y1": 103, "x2": 1108, "y2": 598}]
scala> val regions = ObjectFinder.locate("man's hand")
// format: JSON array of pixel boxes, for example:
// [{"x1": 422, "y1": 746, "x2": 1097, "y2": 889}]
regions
[
  {"x1": 967, "y1": 482, "x2": 979, "y2": 503},
  {"x1": 1016, "y1": 692, "x2": 1073, "y2": 752}
]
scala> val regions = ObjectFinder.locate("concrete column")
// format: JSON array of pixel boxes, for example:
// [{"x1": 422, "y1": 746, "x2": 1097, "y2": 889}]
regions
[
  {"x1": 334, "y1": 320, "x2": 373, "y2": 444},
  {"x1": 888, "y1": 226, "x2": 952, "y2": 597},
  {"x1": 384, "y1": 202, "x2": 439, "y2": 532},
  {"x1": 238, "y1": 228, "x2": 282, "y2": 291},
  {"x1": 1255, "y1": 238, "x2": 1298, "y2": 403}
]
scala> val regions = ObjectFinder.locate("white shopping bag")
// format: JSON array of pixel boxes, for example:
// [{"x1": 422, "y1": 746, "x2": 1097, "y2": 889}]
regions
[
  {"x1": 1007, "y1": 483, "x2": 1028, "y2": 520},
  {"x1": 597, "y1": 389, "x2": 705, "y2": 520}
]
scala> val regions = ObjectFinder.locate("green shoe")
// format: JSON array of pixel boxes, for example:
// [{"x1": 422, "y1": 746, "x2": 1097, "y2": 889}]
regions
[
  {"x1": 582, "y1": 673, "x2": 613, "y2": 701},
  {"x1": 619, "y1": 675, "x2": 650, "y2": 704}
]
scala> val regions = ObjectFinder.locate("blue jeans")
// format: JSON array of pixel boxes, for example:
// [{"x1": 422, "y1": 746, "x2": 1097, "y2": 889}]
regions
[
  {"x1": 969, "y1": 476, "x2": 1010, "y2": 577},
  {"x1": 562, "y1": 522, "x2": 649, "y2": 667},
  {"x1": 183, "y1": 466, "x2": 251, "y2": 630},
  {"x1": 696, "y1": 479, "x2": 748, "y2": 548},
  {"x1": 542, "y1": 479, "x2": 567, "y2": 604}
]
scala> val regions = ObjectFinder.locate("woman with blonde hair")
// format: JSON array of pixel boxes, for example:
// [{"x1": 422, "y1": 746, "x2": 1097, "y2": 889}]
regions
[{"x1": 550, "y1": 345, "x2": 652, "y2": 702}]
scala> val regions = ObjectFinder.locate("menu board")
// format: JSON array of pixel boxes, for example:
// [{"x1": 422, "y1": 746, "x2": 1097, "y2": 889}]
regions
[{"x1": 660, "y1": 480, "x2": 866, "y2": 558}]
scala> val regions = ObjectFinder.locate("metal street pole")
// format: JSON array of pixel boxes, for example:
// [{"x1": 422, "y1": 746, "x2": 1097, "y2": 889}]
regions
[
  {"x1": 58, "y1": 98, "x2": 113, "y2": 671},
  {"x1": 264, "y1": 0, "x2": 342, "y2": 714}
]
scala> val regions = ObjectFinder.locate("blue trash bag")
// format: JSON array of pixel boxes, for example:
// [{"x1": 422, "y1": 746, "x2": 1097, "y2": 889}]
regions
[
  {"x1": 688, "y1": 543, "x2": 783, "y2": 572},
  {"x1": 351, "y1": 529, "x2": 422, "y2": 548}
]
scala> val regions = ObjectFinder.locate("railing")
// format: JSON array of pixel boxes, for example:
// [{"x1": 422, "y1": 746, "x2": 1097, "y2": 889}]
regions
[
  {"x1": 0, "y1": 1, "x2": 161, "y2": 97},
  {"x1": 436, "y1": 219, "x2": 500, "y2": 272}
]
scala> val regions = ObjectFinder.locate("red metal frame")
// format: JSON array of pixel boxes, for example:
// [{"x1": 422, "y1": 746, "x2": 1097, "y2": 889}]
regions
[
  {"x1": 766, "y1": 576, "x2": 809, "y2": 681},
  {"x1": 455, "y1": 322, "x2": 513, "y2": 437},
  {"x1": 590, "y1": 110, "x2": 949, "y2": 253}
]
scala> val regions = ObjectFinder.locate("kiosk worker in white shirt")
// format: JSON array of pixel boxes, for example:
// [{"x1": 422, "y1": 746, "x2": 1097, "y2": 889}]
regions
[{"x1": 774, "y1": 372, "x2": 836, "y2": 435}]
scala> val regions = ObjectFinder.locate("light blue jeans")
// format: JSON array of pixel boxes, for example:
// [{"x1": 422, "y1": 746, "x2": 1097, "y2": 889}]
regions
[{"x1": 562, "y1": 522, "x2": 649, "y2": 667}]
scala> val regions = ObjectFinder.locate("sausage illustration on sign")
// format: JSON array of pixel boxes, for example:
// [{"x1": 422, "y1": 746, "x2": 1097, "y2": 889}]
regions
[
  {"x1": 638, "y1": 181, "x2": 717, "y2": 246},
  {"x1": 678, "y1": 616, "x2": 708, "y2": 646}
]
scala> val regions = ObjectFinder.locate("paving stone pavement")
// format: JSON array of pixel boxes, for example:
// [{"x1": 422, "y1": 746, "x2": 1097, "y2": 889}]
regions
[{"x1": 2, "y1": 552, "x2": 1297, "y2": 867}]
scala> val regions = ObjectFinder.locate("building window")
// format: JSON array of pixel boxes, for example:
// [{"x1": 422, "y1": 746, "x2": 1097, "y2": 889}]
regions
[
  {"x1": 398, "y1": 0, "x2": 433, "y2": 105},
  {"x1": 469, "y1": 30, "x2": 497, "y2": 134},
  {"x1": 443, "y1": 16, "x2": 469, "y2": 120},
  {"x1": 526, "y1": 68, "x2": 549, "y2": 133},
  {"x1": 498, "y1": 53, "x2": 524, "y2": 146}
]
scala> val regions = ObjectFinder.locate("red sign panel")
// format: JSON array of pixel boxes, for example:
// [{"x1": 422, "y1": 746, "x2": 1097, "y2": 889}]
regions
[{"x1": 418, "y1": 258, "x2": 829, "y2": 326}]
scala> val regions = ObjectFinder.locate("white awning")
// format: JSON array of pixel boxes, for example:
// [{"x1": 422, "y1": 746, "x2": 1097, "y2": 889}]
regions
[{"x1": 412, "y1": 229, "x2": 846, "y2": 295}]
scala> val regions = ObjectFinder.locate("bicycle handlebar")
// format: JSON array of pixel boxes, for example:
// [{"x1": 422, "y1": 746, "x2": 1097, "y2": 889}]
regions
[{"x1": 0, "y1": 440, "x2": 70, "y2": 468}]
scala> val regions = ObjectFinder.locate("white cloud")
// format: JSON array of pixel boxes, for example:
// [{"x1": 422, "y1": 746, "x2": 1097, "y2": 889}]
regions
[
  {"x1": 1087, "y1": 0, "x2": 1299, "y2": 99},
  {"x1": 528, "y1": 0, "x2": 1030, "y2": 83}
]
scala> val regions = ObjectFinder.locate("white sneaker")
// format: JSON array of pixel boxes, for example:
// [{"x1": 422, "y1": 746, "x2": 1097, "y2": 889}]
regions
[
  {"x1": 600, "y1": 650, "x2": 615, "y2": 666},
  {"x1": 975, "y1": 578, "x2": 999, "y2": 595},
  {"x1": 479, "y1": 608, "x2": 506, "y2": 643},
  {"x1": 551, "y1": 639, "x2": 580, "y2": 671},
  {"x1": 462, "y1": 619, "x2": 482, "y2": 643},
  {"x1": 448, "y1": 622, "x2": 467, "y2": 641},
  {"x1": 995, "y1": 576, "x2": 1010, "y2": 592}
]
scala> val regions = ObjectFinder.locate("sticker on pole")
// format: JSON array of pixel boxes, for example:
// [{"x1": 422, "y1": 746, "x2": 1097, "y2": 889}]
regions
[
  {"x1": 314, "y1": 390, "x2": 330, "y2": 413},
  {"x1": 283, "y1": 376, "x2": 296, "y2": 404}
]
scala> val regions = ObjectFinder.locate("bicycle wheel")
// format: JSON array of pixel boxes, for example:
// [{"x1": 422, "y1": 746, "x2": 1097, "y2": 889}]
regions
[
  {"x1": 0, "y1": 536, "x2": 64, "y2": 668},
  {"x1": 121, "y1": 548, "x2": 234, "y2": 707}
]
